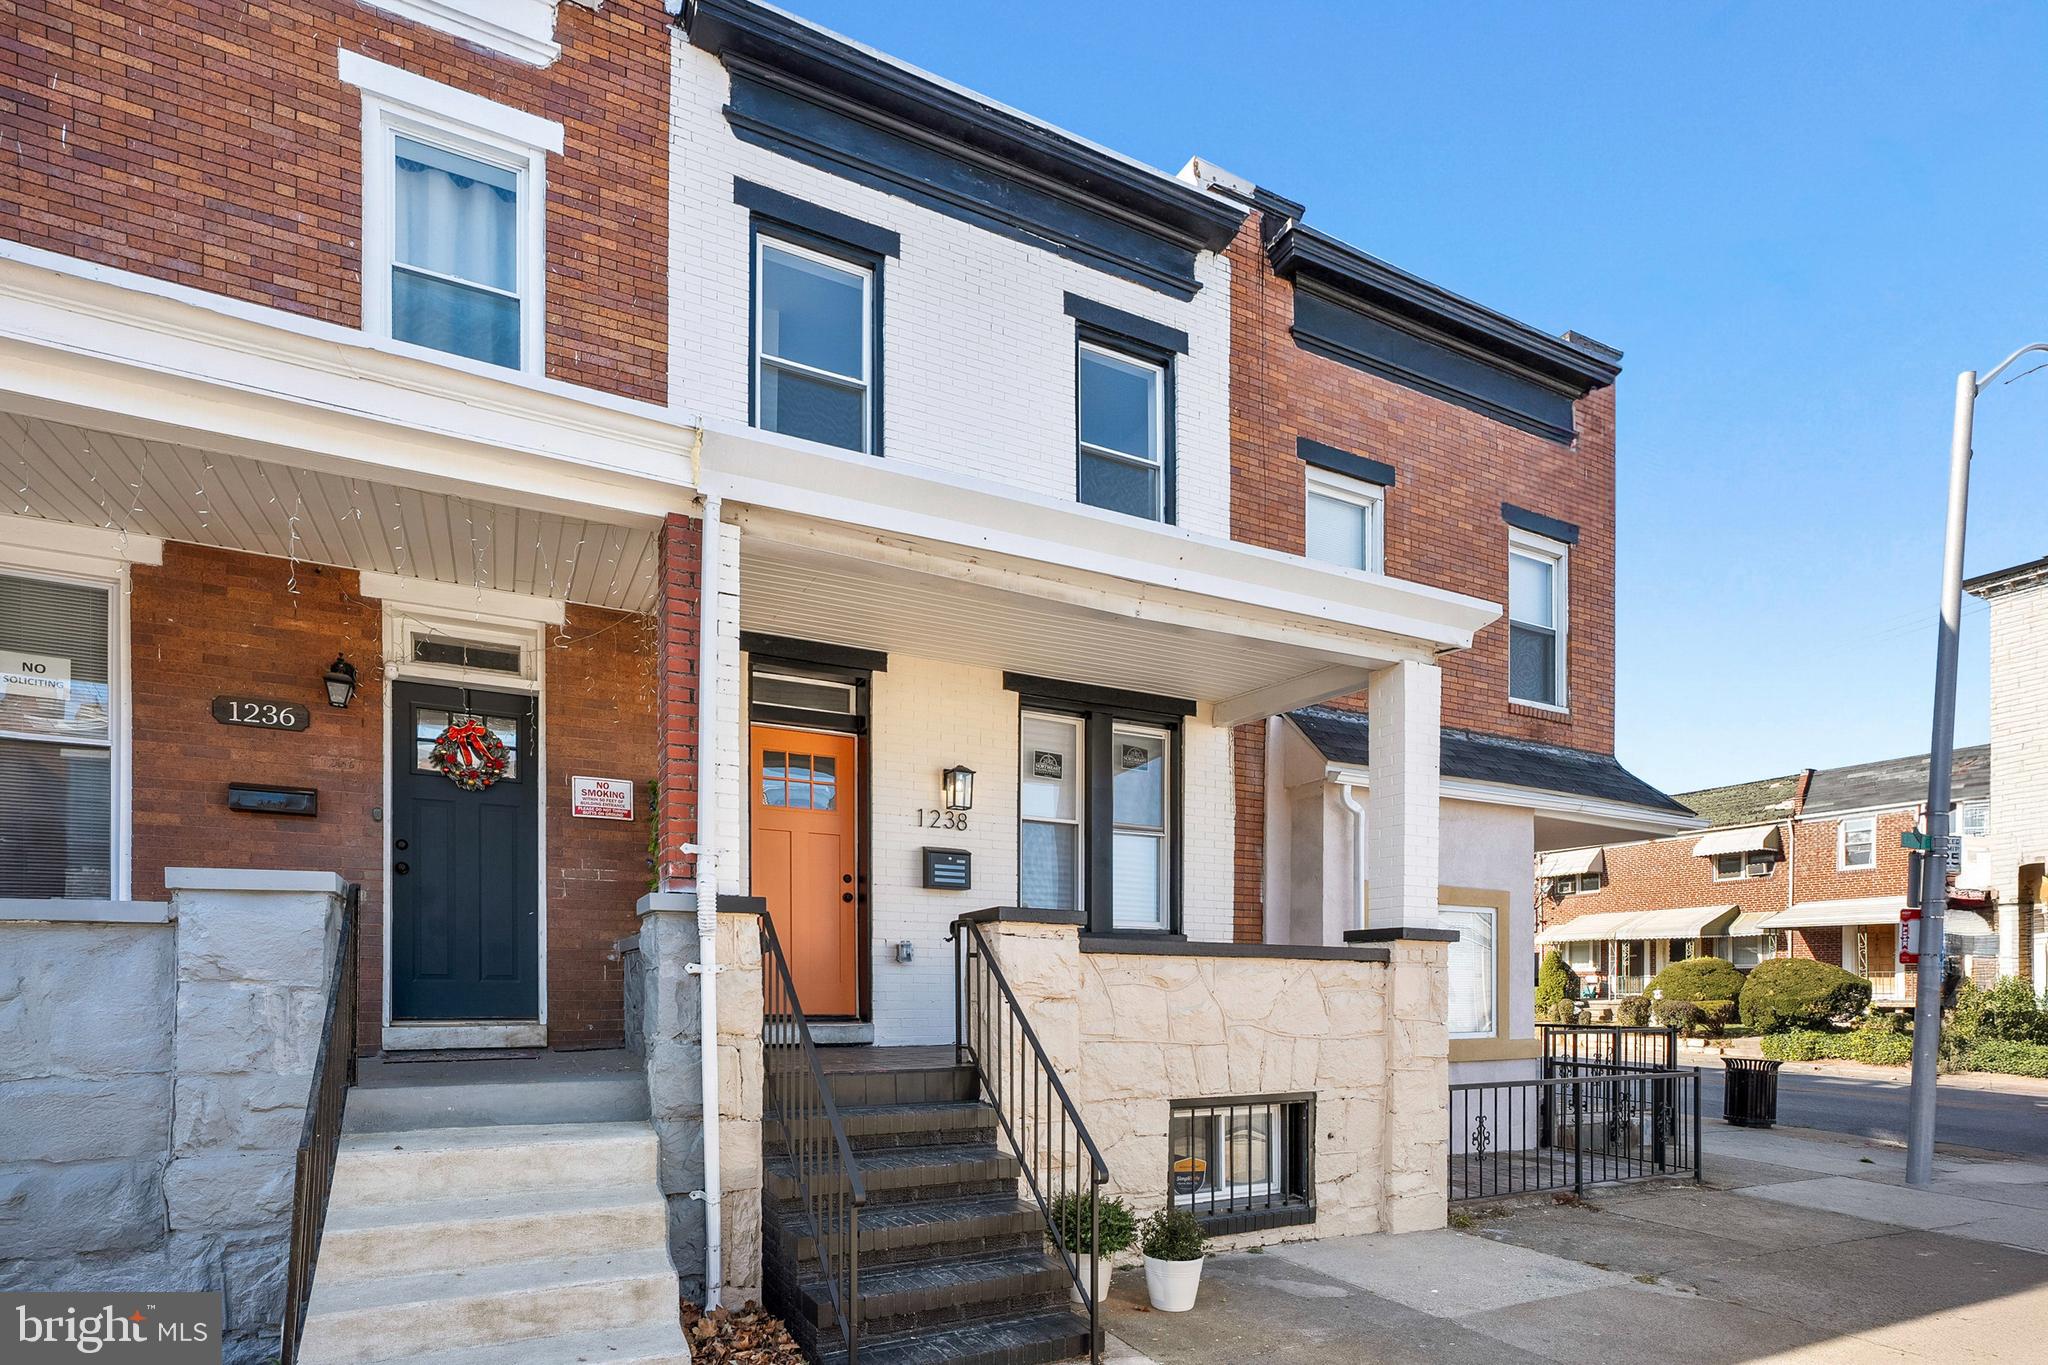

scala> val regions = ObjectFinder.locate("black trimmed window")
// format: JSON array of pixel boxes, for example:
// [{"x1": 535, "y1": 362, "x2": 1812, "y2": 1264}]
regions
[
  {"x1": 1170, "y1": 1095, "x2": 1314, "y2": 1234},
  {"x1": 0, "y1": 571, "x2": 116, "y2": 899},
  {"x1": 751, "y1": 230, "x2": 880, "y2": 454},
  {"x1": 1011, "y1": 675, "x2": 1188, "y2": 935}
]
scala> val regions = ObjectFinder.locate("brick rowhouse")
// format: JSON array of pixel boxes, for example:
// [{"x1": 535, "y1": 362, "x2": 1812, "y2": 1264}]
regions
[{"x1": 1226, "y1": 207, "x2": 1620, "y2": 940}]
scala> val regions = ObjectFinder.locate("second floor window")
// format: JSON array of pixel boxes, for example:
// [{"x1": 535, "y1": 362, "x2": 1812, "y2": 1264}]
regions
[
  {"x1": 1839, "y1": 816, "x2": 1877, "y2": 870},
  {"x1": 1077, "y1": 342, "x2": 1167, "y2": 521},
  {"x1": 1508, "y1": 531, "x2": 1567, "y2": 707},
  {"x1": 1305, "y1": 468, "x2": 1384, "y2": 573},
  {"x1": 1714, "y1": 852, "x2": 1774, "y2": 881},
  {"x1": 1960, "y1": 801, "x2": 1990, "y2": 838},
  {"x1": 391, "y1": 136, "x2": 524, "y2": 369},
  {"x1": 755, "y1": 237, "x2": 873, "y2": 454}
]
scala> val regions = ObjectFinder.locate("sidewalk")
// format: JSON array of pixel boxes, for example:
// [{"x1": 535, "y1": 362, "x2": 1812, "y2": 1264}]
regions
[
  {"x1": 1680, "y1": 1040, "x2": 2048, "y2": 1095},
  {"x1": 1103, "y1": 1121, "x2": 2048, "y2": 1362}
]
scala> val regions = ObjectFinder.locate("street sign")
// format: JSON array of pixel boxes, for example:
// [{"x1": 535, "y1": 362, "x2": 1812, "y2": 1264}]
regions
[
  {"x1": 1900, "y1": 906, "x2": 1921, "y2": 965},
  {"x1": 1901, "y1": 830, "x2": 1933, "y2": 851}
]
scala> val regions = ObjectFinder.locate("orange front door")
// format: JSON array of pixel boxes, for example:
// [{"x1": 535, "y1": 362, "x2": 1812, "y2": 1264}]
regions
[{"x1": 750, "y1": 726, "x2": 860, "y2": 1016}]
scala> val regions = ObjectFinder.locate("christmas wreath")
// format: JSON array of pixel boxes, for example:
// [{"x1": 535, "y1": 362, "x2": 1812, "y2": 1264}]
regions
[{"x1": 429, "y1": 717, "x2": 509, "y2": 791}]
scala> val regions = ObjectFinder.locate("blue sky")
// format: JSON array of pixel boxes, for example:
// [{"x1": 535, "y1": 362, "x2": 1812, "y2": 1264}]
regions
[{"x1": 787, "y1": 0, "x2": 2048, "y2": 793}]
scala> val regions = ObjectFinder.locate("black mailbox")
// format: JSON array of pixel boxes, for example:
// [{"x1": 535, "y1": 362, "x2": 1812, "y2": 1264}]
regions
[
  {"x1": 227, "y1": 783, "x2": 318, "y2": 817},
  {"x1": 922, "y1": 847, "x2": 971, "y2": 890}
]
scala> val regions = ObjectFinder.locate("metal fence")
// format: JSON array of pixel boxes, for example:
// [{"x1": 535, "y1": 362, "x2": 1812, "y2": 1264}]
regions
[
  {"x1": 1448, "y1": 1067, "x2": 1702, "y2": 1202},
  {"x1": 281, "y1": 884, "x2": 360, "y2": 1365},
  {"x1": 1539, "y1": 1022, "x2": 1677, "y2": 1073}
]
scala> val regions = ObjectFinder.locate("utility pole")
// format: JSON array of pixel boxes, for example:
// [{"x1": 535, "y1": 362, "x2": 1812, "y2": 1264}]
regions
[{"x1": 1907, "y1": 344, "x2": 2048, "y2": 1187}]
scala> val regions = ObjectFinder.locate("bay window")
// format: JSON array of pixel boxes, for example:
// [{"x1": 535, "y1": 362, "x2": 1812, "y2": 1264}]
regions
[{"x1": 0, "y1": 571, "x2": 115, "y2": 899}]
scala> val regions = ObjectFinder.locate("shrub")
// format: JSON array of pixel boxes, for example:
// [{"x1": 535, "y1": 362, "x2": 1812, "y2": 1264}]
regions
[
  {"x1": 1050, "y1": 1192, "x2": 1137, "y2": 1256},
  {"x1": 1739, "y1": 958, "x2": 1871, "y2": 1033},
  {"x1": 1614, "y1": 994, "x2": 1652, "y2": 1027},
  {"x1": 1140, "y1": 1207, "x2": 1206, "y2": 1262},
  {"x1": 1956, "y1": 1038, "x2": 2048, "y2": 1079},
  {"x1": 1758, "y1": 1028, "x2": 1913, "y2": 1066},
  {"x1": 1950, "y1": 977, "x2": 2048, "y2": 1044},
  {"x1": 1859, "y1": 1009, "x2": 1909, "y2": 1035},
  {"x1": 1649, "y1": 956, "x2": 1745, "y2": 1005},
  {"x1": 1535, "y1": 949, "x2": 1578, "y2": 1023},
  {"x1": 1656, "y1": 998, "x2": 1738, "y2": 1037}
]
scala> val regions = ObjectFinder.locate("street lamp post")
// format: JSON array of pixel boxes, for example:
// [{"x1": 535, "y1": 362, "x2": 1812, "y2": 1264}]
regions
[{"x1": 1907, "y1": 343, "x2": 2048, "y2": 1188}]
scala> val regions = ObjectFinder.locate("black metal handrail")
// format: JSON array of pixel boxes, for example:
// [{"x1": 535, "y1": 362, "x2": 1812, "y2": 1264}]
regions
[
  {"x1": 1449, "y1": 1066, "x2": 1702, "y2": 1203},
  {"x1": 281, "y1": 883, "x2": 360, "y2": 1365},
  {"x1": 953, "y1": 916, "x2": 1108, "y2": 1364},
  {"x1": 759, "y1": 912, "x2": 866, "y2": 1363}
]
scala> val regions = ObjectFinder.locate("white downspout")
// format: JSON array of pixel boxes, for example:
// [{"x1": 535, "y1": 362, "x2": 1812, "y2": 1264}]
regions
[
  {"x1": 694, "y1": 491, "x2": 724, "y2": 1309},
  {"x1": 1340, "y1": 781, "x2": 1368, "y2": 935}
]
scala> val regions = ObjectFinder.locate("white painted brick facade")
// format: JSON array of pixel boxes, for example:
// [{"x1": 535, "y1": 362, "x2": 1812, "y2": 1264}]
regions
[
  {"x1": 1367, "y1": 660, "x2": 1444, "y2": 930},
  {"x1": 1986, "y1": 580, "x2": 2048, "y2": 977},
  {"x1": 667, "y1": 39, "x2": 1233, "y2": 538}
]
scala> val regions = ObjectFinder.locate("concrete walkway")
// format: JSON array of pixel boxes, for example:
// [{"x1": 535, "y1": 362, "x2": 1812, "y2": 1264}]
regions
[{"x1": 1103, "y1": 1122, "x2": 2048, "y2": 1362}]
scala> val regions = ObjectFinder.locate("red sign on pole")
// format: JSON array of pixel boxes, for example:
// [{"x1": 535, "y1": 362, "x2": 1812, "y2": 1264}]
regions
[{"x1": 1900, "y1": 905, "x2": 1921, "y2": 965}]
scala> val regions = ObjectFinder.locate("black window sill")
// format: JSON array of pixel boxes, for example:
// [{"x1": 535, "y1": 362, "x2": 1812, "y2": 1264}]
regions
[{"x1": 1184, "y1": 1203, "x2": 1315, "y2": 1237}]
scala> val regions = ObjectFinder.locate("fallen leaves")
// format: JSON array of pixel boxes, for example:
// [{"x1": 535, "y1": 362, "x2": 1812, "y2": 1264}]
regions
[{"x1": 681, "y1": 1300, "x2": 806, "y2": 1365}]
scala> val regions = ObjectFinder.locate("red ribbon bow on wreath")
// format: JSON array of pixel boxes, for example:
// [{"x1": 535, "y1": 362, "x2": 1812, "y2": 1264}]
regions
[{"x1": 429, "y1": 718, "x2": 510, "y2": 791}]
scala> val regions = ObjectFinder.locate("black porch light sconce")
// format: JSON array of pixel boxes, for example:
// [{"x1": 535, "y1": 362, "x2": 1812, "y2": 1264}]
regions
[
  {"x1": 942, "y1": 764, "x2": 976, "y2": 812},
  {"x1": 323, "y1": 654, "x2": 359, "y2": 709}
]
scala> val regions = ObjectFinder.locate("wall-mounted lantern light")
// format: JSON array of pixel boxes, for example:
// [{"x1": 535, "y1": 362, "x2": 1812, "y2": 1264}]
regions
[
  {"x1": 942, "y1": 764, "x2": 976, "y2": 812},
  {"x1": 323, "y1": 654, "x2": 359, "y2": 709}
]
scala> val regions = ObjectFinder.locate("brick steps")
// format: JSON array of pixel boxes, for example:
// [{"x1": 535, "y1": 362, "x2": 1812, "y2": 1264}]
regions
[{"x1": 764, "y1": 1052, "x2": 1089, "y2": 1365}]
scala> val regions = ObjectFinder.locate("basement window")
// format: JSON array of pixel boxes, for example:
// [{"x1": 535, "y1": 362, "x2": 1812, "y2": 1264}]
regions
[{"x1": 1168, "y1": 1095, "x2": 1314, "y2": 1234}]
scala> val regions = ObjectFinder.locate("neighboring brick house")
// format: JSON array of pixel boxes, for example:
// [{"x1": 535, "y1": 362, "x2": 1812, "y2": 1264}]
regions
[
  {"x1": 1177, "y1": 161, "x2": 1696, "y2": 1087},
  {"x1": 1966, "y1": 554, "x2": 2048, "y2": 987},
  {"x1": 1539, "y1": 750, "x2": 1993, "y2": 1010}
]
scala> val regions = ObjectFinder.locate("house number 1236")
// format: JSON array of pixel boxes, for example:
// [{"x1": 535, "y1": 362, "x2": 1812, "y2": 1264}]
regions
[
  {"x1": 210, "y1": 696, "x2": 312, "y2": 731},
  {"x1": 915, "y1": 809, "x2": 969, "y2": 831}
]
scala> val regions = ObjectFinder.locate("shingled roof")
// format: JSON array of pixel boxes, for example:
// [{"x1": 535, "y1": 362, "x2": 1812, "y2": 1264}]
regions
[
  {"x1": 1287, "y1": 706, "x2": 1691, "y2": 815},
  {"x1": 1674, "y1": 773, "x2": 1802, "y2": 829},
  {"x1": 1801, "y1": 745, "x2": 1991, "y2": 816}
]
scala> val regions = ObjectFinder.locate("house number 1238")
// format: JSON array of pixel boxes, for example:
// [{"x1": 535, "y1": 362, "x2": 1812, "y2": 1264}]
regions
[{"x1": 915, "y1": 809, "x2": 969, "y2": 831}]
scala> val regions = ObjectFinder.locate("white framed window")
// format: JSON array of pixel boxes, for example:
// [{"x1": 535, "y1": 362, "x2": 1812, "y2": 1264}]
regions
[
  {"x1": 1304, "y1": 467, "x2": 1385, "y2": 573},
  {"x1": 1, "y1": 569, "x2": 119, "y2": 899},
  {"x1": 1563, "y1": 940, "x2": 1599, "y2": 973},
  {"x1": 1960, "y1": 801, "x2": 1990, "y2": 839},
  {"x1": 1552, "y1": 872, "x2": 1601, "y2": 896},
  {"x1": 347, "y1": 52, "x2": 558, "y2": 375},
  {"x1": 1020, "y1": 711, "x2": 1085, "y2": 913},
  {"x1": 1839, "y1": 816, "x2": 1877, "y2": 871},
  {"x1": 1713, "y1": 852, "x2": 1774, "y2": 881},
  {"x1": 1077, "y1": 341, "x2": 1167, "y2": 521},
  {"x1": 1169, "y1": 1096, "x2": 1312, "y2": 1221},
  {"x1": 753, "y1": 235, "x2": 874, "y2": 454},
  {"x1": 1441, "y1": 904, "x2": 1497, "y2": 1038},
  {"x1": 1110, "y1": 722, "x2": 1171, "y2": 929},
  {"x1": 1508, "y1": 529, "x2": 1567, "y2": 708}
]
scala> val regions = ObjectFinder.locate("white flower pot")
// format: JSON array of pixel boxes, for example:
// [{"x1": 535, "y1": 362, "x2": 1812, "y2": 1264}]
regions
[
  {"x1": 1069, "y1": 1251, "x2": 1100, "y2": 1306},
  {"x1": 1143, "y1": 1254, "x2": 1204, "y2": 1312}
]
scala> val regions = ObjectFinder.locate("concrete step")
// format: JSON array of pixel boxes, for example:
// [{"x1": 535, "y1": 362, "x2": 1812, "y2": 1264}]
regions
[
  {"x1": 766, "y1": 1141, "x2": 1020, "y2": 1208},
  {"x1": 824, "y1": 1062, "x2": 978, "y2": 1108},
  {"x1": 772, "y1": 1193, "x2": 1044, "y2": 1270},
  {"x1": 344, "y1": 1070, "x2": 650, "y2": 1133},
  {"x1": 785, "y1": 1100, "x2": 997, "y2": 1152},
  {"x1": 385, "y1": 1322, "x2": 691, "y2": 1365},
  {"x1": 817, "y1": 1308, "x2": 1092, "y2": 1365},
  {"x1": 295, "y1": 1247, "x2": 678, "y2": 1365},
  {"x1": 318, "y1": 1182, "x2": 667, "y2": 1285},
  {"x1": 800, "y1": 1249, "x2": 1072, "y2": 1334},
  {"x1": 329, "y1": 1122, "x2": 655, "y2": 1204}
]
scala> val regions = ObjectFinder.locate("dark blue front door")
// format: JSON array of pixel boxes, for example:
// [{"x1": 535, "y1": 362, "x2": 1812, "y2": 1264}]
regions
[{"x1": 390, "y1": 682, "x2": 540, "y2": 1021}]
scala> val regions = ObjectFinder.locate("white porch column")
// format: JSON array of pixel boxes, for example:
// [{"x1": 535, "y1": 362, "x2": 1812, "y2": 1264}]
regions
[{"x1": 1367, "y1": 659, "x2": 1442, "y2": 931}]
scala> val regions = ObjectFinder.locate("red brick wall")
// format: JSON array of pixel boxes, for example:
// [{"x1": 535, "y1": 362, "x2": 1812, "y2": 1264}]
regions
[
  {"x1": 1542, "y1": 830, "x2": 1787, "y2": 931},
  {"x1": 3, "y1": 0, "x2": 670, "y2": 404},
  {"x1": 543, "y1": 602, "x2": 658, "y2": 1049},
  {"x1": 1228, "y1": 210, "x2": 1619, "y2": 938},
  {"x1": 656, "y1": 513, "x2": 702, "y2": 890},
  {"x1": 129, "y1": 543, "x2": 661, "y2": 1051}
]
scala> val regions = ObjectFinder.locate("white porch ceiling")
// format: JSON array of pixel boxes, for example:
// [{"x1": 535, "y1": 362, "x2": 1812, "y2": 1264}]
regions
[
  {"x1": 1, "y1": 412, "x2": 662, "y2": 611},
  {"x1": 739, "y1": 532, "x2": 1377, "y2": 715}
]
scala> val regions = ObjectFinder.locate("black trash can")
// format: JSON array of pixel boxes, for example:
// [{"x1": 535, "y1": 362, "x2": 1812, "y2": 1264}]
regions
[{"x1": 1722, "y1": 1057, "x2": 1784, "y2": 1128}]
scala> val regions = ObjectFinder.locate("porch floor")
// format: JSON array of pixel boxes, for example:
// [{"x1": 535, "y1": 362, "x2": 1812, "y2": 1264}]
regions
[
  {"x1": 346, "y1": 1047, "x2": 649, "y2": 1132},
  {"x1": 812, "y1": 1044, "x2": 958, "y2": 1072}
]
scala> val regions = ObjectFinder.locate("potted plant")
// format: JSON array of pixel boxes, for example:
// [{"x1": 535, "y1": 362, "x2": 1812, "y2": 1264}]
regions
[
  {"x1": 1049, "y1": 1192, "x2": 1136, "y2": 1306},
  {"x1": 1139, "y1": 1206, "x2": 1207, "y2": 1312}
]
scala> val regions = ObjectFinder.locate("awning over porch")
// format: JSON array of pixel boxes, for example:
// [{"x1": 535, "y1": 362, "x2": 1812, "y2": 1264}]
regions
[
  {"x1": 1536, "y1": 911, "x2": 1644, "y2": 944},
  {"x1": 1536, "y1": 848, "x2": 1606, "y2": 879},
  {"x1": 1768, "y1": 897, "x2": 1902, "y2": 930},
  {"x1": 1625, "y1": 905, "x2": 1741, "y2": 938},
  {"x1": 1692, "y1": 824, "x2": 1782, "y2": 858}
]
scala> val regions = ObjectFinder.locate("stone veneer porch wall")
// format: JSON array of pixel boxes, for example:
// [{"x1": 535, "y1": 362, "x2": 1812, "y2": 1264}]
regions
[{"x1": 972, "y1": 915, "x2": 1452, "y2": 1242}]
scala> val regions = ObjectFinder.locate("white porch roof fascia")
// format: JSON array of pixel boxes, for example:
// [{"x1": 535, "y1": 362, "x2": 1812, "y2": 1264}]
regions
[
  {"x1": 1691, "y1": 824, "x2": 1783, "y2": 858},
  {"x1": 1327, "y1": 770, "x2": 1706, "y2": 839},
  {"x1": 699, "y1": 422, "x2": 1500, "y2": 671},
  {"x1": 1536, "y1": 847, "x2": 1606, "y2": 879},
  {"x1": 1765, "y1": 897, "x2": 1903, "y2": 930},
  {"x1": 0, "y1": 244, "x2": 700, "y2": 525}
]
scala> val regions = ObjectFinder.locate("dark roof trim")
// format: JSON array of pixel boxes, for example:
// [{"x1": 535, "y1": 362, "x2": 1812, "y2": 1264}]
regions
[
  {"x1": 1298, "y1": 437, "x2": 1395, "y2": 487},
  {"x1": 740, "y1": 631, "x2": 888, "y2": 673},
  {"x1": 683, "y1": 1, "x2": 1244, "y2": 255},
  {"x1": 1063, "y1": 292, "x2": 1189, "y2": 355},
  {"x1": 1502, "y1": 503, "x2": 1580, "y2": 545},
  {"x1": 734, "y1": 177, "x2": 900, "y2": 257},
  {"x1": 1267, "y1": 221, "x2": 1620, "y2": 393},
  {"x1": 1004, "y1": 672, "x2": 1196, "y2": 719},
  {"x1": 1966, "y1": 553, "x2": 2048, "y2": 598},
  {"x1": 1287, "y1": 706, "x2": 1693, "y2": 816}
]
